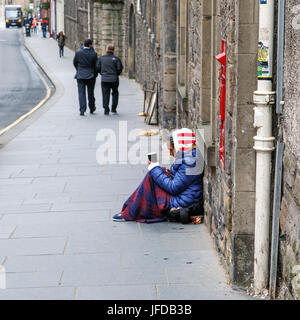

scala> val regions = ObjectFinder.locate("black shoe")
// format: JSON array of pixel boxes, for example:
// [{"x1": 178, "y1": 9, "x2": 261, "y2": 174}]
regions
[
  {"x1": 90, "y1": 108, "x2": 96, "y2": 114},
  {"x1": 104, "y1": 109, "x2": 109, "y2": 115},
  {"x1": 111, "y1": 109, "x2": 117, "y2": 114},
  {"x1": 80, "y1": 112, "x2": 84, "y2": 116}
]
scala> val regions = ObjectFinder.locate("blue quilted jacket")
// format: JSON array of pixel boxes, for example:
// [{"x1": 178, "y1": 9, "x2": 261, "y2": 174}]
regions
[{"x1": 149, "y1": 148, "x2": 203, "y2": 208}]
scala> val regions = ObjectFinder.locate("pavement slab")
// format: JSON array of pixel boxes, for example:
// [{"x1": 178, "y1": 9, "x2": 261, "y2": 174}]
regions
[
  {"x1": 76, "y1": 285, "x2": 157, "y2": 300},
  {"x1": 0, "y1": 287, "x2": 75, "y2": 300},
  {"x1": 0, "y1": 237, "x2": 67, "y2": 256},
  {"x1": 61, "y1": 266, "x2": 167, "y2": 287},
  {"x1": 0, "y1": 211, "x2": 110, "y2": 226},
  {"x1": 0, "y1": 225, "x2": 16, "y2": 239},
  {"x1": 156, "y1": 285, "x2": 249, "y2": 300},
  {"x1": 5, "y1": 271, "x2": 62, "y2": 289},
  {"x1": 0, "y1": 33, "x2": 252, "y2": 300},
  {"x1": 4, "y1": 253, "x2": 121, "y2": 273}
]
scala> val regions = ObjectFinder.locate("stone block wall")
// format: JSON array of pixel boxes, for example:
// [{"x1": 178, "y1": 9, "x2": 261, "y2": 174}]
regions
[
  {"x1": 64, "y1": 0, "x2": 89, "y2": 51},
  {"x1": 123, "y1": 0, "x2": 177, "y2": 129},
  {"x1": 93, "y1": 0, "x2": 125, "y2": 59},
  {"x1": 278, "y1": 0, "x2": 300, "y2": 300}
]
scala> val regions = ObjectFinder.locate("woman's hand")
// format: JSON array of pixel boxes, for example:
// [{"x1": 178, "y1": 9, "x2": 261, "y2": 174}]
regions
[
  {"x1": 165, "y1": 168, "x2": 171, "y2": 177},
  {"x1": 148, "y1": 160, "x2": 151, "y2": 165}
]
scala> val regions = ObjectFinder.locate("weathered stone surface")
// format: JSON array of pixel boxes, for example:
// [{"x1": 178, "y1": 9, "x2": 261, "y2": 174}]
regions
[
  {"x1": 293, "y1": 173, "x2": 300, "y2": 206},
  {"x1": 232, "y1": 192, "x2": 255, "y2": 235},
  {"x1": 230, "y1": 234, "x2": 254, "y2": 287},
  {"x1": 279, "y1": 2, "x2": 300, "y2": 296}
]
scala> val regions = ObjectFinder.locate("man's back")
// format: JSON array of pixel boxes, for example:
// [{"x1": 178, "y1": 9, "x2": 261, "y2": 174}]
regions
[
  {"x1": 41, "y1": 20, "x2": 47, "y2": 29},
  {"x1": 97, "y1": 52, "x2": 123, "y2": 83},
  {"x1": 73, "y1": 48, "x2": 98, "y2": 80}
]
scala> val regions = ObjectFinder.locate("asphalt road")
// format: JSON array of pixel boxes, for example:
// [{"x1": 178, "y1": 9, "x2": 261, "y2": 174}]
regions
[{"x1": 0, "y1": 27, "x2": 46, "y2": 131}]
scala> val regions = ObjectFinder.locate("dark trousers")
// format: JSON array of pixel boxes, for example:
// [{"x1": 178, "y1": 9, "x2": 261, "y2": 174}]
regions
[
  {"x1": 77, "y1": 78, "x2": 96, "y2": 113},
  {"x1": 42, "y1": 29, "x2": 47, "y2": 38},
  {"x1": 59, "y1": 45, "x2": 64, "y2": 57},
  {"x1": 101, "y1": 81, "x2": 119, "y2": 112}
]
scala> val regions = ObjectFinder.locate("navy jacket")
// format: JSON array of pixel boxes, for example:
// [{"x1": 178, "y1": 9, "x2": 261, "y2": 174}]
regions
[
  {"x1": 73, "y1": 48, "x2": 98, "y2": 80},
  {"x1": 150, "y1": 148, "x2": 203, "y2": 208},
  {"x1": 96, "y1": 52, "x2": 123, "y2": 82}
]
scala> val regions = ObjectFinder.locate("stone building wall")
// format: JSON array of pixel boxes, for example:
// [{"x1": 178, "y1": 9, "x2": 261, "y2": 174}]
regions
[
  {"x1": 92, "y1": 0, "x2": 125, "y2": 59},
  {"x1": 123, "y1": 0, "x2": 177, "y2": 129},
  {"x1": 64, "y1": 0, "x2": 125, "y2": 58},
  {"x1": 64, "y1": 0, "x2": 89, "y2": 51},
  {"x1": 278, "y1": 0, "x2": 300, "y2": 300}
]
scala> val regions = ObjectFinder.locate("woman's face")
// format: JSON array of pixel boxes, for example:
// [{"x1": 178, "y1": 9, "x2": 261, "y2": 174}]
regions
[{"x1": 168, "y1": 140, "x2": 175, "y2": 157}]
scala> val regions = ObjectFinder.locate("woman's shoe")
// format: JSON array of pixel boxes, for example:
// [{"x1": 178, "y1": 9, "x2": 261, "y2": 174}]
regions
[{"x1": 112, "y1": 213, "x2": 125, "y2": 222}]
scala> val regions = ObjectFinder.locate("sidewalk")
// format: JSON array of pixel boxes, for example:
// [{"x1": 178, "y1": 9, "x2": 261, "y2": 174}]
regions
[{"x1": 0, "y1": 33, "x2": 251, "y2": 300}]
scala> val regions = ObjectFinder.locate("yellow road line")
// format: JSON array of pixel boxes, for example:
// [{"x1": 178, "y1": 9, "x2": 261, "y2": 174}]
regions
[{"x1": 0, "y1": 65, "x2": 52, "y2": 137}]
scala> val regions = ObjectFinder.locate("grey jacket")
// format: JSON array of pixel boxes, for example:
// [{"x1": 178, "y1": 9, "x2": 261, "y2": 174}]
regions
[
  {"x1": 96, "y1": 52, "x2": 123, "y2": 83},
  {"x1": 73, "y1": 48, "x2": 98, "y2": 80}
]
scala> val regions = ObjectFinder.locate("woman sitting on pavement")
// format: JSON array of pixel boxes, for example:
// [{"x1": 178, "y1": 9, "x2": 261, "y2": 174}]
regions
[{"x1": 113, "y1": 128, "x2": 203, "y2": 223}]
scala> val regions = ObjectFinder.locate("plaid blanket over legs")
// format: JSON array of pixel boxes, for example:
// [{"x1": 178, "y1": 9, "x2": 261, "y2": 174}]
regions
[{"x1": 120, "y1": 172, "x2": 171, "y2": 223}]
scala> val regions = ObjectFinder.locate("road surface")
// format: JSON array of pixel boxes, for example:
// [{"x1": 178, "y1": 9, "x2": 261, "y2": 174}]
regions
[{"x1": 0, "y1": 27, "x2": 46, "y2": 131}]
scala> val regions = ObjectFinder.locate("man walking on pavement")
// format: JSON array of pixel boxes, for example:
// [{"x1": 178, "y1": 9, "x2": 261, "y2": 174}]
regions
[
  {"x1": 97, "y1": 44, "x2": 123, "y2": 115},
  {"x1": 41, "y1": 18, "x2": 48, "y2": 38},
  {"x1": 73, "y1": 39, "x2": 98, "y2": 116}
]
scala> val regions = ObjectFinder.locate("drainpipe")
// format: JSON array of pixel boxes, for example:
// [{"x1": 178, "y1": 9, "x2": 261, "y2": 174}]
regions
[
  {"x1": 253, "y1": 0, "x2": 276, "y2": 294},
  {"x1": 269, "y1": 0, "x2": 285, "y2": 299}
]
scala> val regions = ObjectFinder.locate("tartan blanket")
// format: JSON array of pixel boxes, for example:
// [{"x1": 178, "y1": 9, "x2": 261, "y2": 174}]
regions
[{"x1": 121, "y1": 172, "x2": 171, "y2": 223}]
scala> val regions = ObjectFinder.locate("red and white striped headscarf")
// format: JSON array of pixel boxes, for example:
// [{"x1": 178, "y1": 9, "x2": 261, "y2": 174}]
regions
[{"x1": 171, "y1": 128, "x2": 196, "y2": 153}]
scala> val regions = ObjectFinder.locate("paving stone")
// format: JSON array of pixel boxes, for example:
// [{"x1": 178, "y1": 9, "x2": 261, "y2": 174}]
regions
[
  {"x1": 0, "y1": 211, "x2": 110, "y2": 226},
  {"x1": 0, "y1": 183, "x2": 65, "y2": 195},
  {"x1": 0, "y1": 154, "x2": 54, "y2": 165},
  {"x1": 11, "y1": 167, "x2": 58, "y2": 178},
  {"x1": 5, "y1": 271, "x2": 62, "y2": 289},
  {"x1": 70, "y1": 194, "x2": 118, "y2": 203},
  {"x1": 12, "y1": 221, "x2": 139, "y2": 239},
  {"x1": 156, "y1": 284, "x2": 250, "y2": 300},
  {"x1": 50, "y1": 201, "x2": 119, "y2": 212},
  {"x1": 0, "y1": 287, "x2": 75, "y2": 300},
  {"x1": 139, "y1": 222, "x2": 205, "y2": 234},
  {"x1": 66, "y1": 232, "x2": 207, "y2": 254},
  {"x1": 121, "y1": 250, "x2": 217, "y2": 268},
  {"x1": 63, "y1": 180, "x2": 139, "y2": 194},
  {"x1": 0, "y1": 165, "x2": 24, "y2": 178},
  {"x1": 0, "y1": 178, "x2": 33, "y2": 185},
  {"x1": 76, "y1": 285, "x2": 157, "y2": 300},
  {"x1": 62, "y1": 266, "x2": 167, "y2": 287},
  {"x1": 0, "y1": 203, "x2": 51, "y2": 215},
  {"x1": 4, "y1": 253, "x2": 121, "y2": 273},
  {"x1": 0, "y1": 225, "x2": 16, "y2": 239},
  {"x1": 22, "y1": 197, "x2": 71, "y2": 205},
  {"x1": 34, "y1": 191, "x2": 78, "y2": 201},
  {"x1": 0, "y1": 238, "x2": 67, "y2": 256},
  {"x1": 165, "y1": 265, "x2": 227, "y2": 285}
]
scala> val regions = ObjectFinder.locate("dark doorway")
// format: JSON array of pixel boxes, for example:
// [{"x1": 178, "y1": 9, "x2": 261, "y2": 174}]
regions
[{"x1": 128, "y1": 4, "x2": 136, "y2": 79}]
